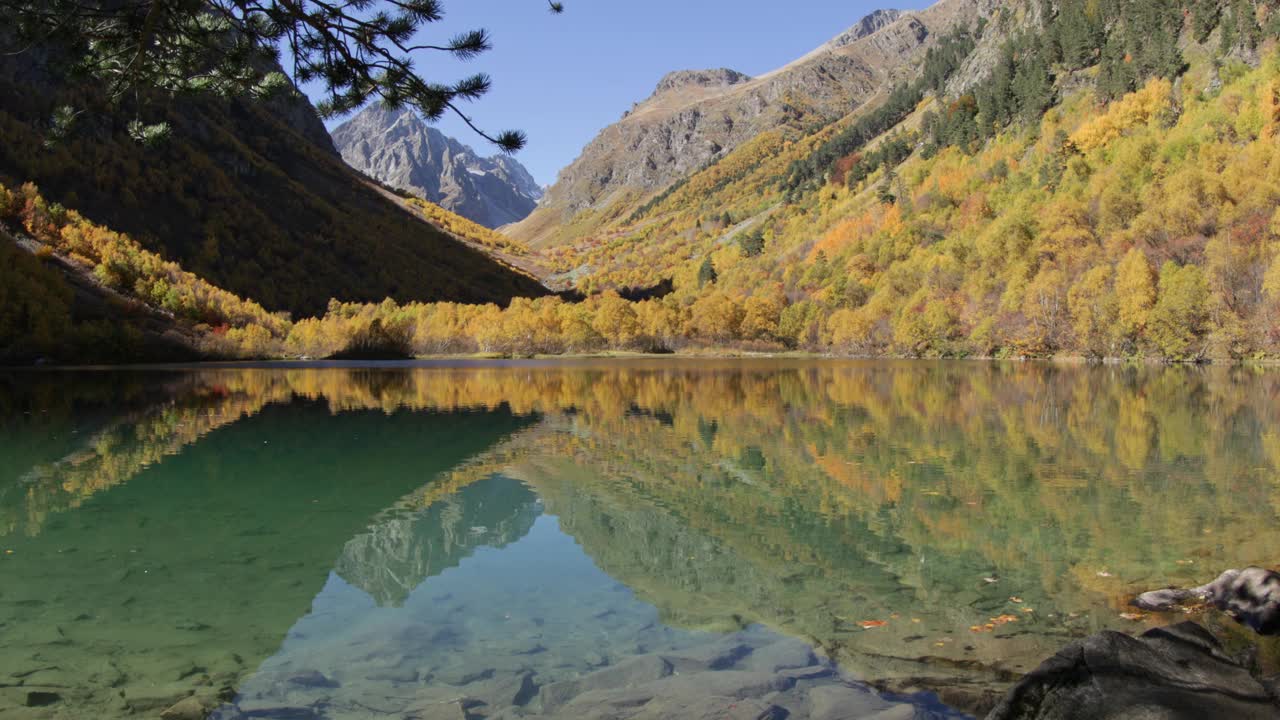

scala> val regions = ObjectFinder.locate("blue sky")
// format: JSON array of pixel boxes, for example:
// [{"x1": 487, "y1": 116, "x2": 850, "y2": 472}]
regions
[{"x1": 317, "y1": 0, "x2": 929, "y2": 186}]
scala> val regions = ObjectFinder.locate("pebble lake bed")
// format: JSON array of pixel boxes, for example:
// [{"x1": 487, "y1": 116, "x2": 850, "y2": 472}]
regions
[{"x1": 4, "y1": 360, "x2": 1280, "y2": 719}]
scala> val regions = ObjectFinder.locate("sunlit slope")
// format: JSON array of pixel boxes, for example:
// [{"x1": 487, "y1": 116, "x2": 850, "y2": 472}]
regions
[
  {"x1": 508, "y1": 0, "x2": 997, "y2": 249},
  {"x1": 540, "y1": 5, "x2": 1280, "y2": 359}
]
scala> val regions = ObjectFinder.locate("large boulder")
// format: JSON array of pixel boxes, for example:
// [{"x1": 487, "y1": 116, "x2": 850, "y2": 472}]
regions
[{"x1": 986, "y1": 622, "x2": 1280, "y2": 719}]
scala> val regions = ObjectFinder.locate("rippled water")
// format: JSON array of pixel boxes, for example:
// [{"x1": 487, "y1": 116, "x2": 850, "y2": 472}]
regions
[{"x1": 2, "y1": 360, "x2": 1279, "y2": 719}]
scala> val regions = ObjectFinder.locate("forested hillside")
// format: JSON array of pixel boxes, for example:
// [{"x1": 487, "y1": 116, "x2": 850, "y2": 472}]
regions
[
  {"x1": 0, "y1": 50, "x2": 546, "y2": 318},
  {"x1": 7, "y1": 0, "x2": 1280, "y2": 363},
  {"x1": 491, "y1": 0, "x2": 1280, "y2": 361}
]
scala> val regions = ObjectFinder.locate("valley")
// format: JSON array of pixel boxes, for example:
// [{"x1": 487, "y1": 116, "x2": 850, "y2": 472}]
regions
[
  {"x1": 5, "y1": 0, "x2": 1280, "y2": 364},
  {"x1": 6, "y1": 3, "x2": 1280, "y2": 719}
]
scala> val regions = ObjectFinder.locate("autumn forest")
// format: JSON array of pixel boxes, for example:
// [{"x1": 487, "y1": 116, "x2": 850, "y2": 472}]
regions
[{"x1": 4, "y1": 1, "x2": 1280, "y2": 364}]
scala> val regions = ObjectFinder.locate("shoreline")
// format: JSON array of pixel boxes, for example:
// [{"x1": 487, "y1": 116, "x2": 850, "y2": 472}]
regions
[{"x1": 7, "y1": 351, "x2": 1280, "y2": 371}]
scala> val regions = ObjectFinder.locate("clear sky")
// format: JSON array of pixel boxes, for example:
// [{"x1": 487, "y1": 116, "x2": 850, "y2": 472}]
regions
[{"x1": 318, "y1": 0, "x2": 930, "y2": 186}]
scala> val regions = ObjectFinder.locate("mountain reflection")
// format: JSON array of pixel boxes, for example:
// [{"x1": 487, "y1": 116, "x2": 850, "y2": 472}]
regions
[
  {"x1": 337, "y1": 475, "x2": 541, "y2": 606},
  {"x1": 2, "y1": 361, "x2": 1279, "y2": 717}
]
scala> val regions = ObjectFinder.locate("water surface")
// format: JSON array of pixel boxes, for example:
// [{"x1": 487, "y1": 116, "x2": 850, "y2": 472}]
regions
[{"x1": 3, "y1": 361, "x2": 1278, "y2": 719}]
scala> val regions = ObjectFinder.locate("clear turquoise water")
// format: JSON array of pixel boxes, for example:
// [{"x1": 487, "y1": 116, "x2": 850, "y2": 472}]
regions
[{"x1": 3, "y1": 361, "x2": 1279, "y2": 719}]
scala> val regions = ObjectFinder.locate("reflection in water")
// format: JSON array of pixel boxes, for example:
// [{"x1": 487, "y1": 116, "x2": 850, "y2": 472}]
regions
[
  {"x1": 336, "y1": 475, "x2": 541, "y2": 607},
  {"x1": 2, "y1": 362, "x2": 1279, "y2": 718}
]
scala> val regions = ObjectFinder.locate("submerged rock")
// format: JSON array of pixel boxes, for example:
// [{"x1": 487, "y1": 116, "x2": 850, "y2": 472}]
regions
[
  {"x1": 661, "y1": 639, "x2": 753, "y2": 672},
  {"x1": 285, "y1": 670, "x2": 338, "y2": 689},
  {"x1": 539, "y1": 655, "x2": 674, "y2": 712},
  {"x1": 807, "y1": 684, "x2": 906, "y2": 720},
  {"x1": 461, "y1": 670, "x2": 540, "y2": 711},
  {"x1": 742, "y1": 637, "x2": 817, "y2": 673},
  {"x1": 23, "y1": 690, "x2": 61, "y2": 707},
  {"x1": 235, "y1": 704, "x2": 321, "y2": 719},
  {"x1": 161, "y1": 695, "x2": 216, "y2": 720},
  {"x1": 629, "y1": 695, "x2": 787, "y2": 720},
  {"x1": 986, "y1": 622, "x2": 1280, "y2": 719}
]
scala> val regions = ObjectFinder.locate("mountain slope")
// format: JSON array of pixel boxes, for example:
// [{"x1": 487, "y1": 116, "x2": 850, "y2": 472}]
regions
[
  {"x1": 0, "y1": 51, "x2": 548, "y2": 318},
  {"x1": 510, "y1": 0, "x2": 1000, "y2": 247},
  {"x1": 514, "y1": 0, "x2": 1280, "y2": 360},
  {"x1": 332, "y1": 106, "x2": 543, "y2": 229}
]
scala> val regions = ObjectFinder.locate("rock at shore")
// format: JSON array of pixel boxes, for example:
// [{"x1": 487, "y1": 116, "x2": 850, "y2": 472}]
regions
[
  {"x1": 986, "y1": 622, "x2": 1280, "y2": 719},
  {"x1": 1134, "y1": 567, "x2": 1280, "y2": 635}
]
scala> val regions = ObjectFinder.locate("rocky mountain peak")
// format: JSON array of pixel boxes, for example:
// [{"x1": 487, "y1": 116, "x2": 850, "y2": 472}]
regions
[
  {"x1": 651, "y1": 68, "x2": 752, "y2": 98},
  {"x1": 509, "y1": 0, "x2": 998, "y2": 246},
  {"x1": 828, "y1": 9, "x2": 905, "y2": 49},
  {"x1": 331, "y1": 104, "x2": 543, "y2": 229}
]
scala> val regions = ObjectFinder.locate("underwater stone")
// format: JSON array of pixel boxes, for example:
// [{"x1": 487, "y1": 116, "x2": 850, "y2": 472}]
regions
[
  {"x1": 367, "y1": 666, "x2": 419, "y2": 684},
  {"x1": 286, "y1": 670, "x2": 338, "y2": 689},
  {"x1": 807, "y1": 684, "x2": 898, "y2": 720},
  {"x1": 630, "y1": 695, "x2": 787, "y2": 720},
  {"x1": 160, "y1": 695, "x2": 215, "y2": 720},
  {"x1": 239, "y1": 706, "x2": 320, "y2": 719},
  {"x1": 460, "y1": 670, "x2": 539, "y2": 711},
  {"x1": 661, "y1": 640, "x2": 754, "y2": 673},
  {"x1": 742, "y1": 638, "x2": 817, "y2": 673},
  {"x1": 24, "y1": 690, "x2": 61, "y2": 707},
  {"x1": 539, "y1": 655, "x2": 673, "y2": 712}
]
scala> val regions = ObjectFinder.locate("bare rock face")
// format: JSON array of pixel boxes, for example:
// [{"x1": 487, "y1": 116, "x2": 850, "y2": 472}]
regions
[
  {"x1": 827, "y1": 8, "x2": 904, "y2": 48},
  {"x1": 510, "y1": 1, "x2": 999, "y2": 246},
  {"x1": 943, "y1": 0, "x2": 1040, "y2": 95},
  {"x1": 331, "y1": 105, "x2": 544, "y2": 229},
  {"x1": 986, "y1": 622, "x2": 1280, "y2": 720},
  {"x1": 652, "y1": 68, "x2": 753, "y2": 97}
]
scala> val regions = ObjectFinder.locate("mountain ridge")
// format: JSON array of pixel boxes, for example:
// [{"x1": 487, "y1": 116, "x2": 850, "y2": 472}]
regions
[
  {"x1": 509, "y1": 1, "x2": 998, "y2": 247},
  {"x1": 331, "y1": 105, "x2": 543, "y2": 229}
]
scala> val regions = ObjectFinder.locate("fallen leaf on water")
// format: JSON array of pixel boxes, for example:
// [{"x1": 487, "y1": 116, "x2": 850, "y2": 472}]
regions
[
  {"x1": 1009, "y1": 596, "x2": 1023, "y2": 603},
  {"x1": 1021, "y1": 608, "x2": 1035, "y2": 614},
  {"x1": 1175, "y1": 559, "x2": 1194, "y2": 566},
  {"x1": 935, "y1": 642, "x2": 946, "y2": 647},
  {"x1": 890, "y1": 613, "x2": 901, "y2": 619},
  {"x1": 911, "y1": 618, "x2": 922, "y2": 623},
  {"x1": 859, "y1": 620, "x2": 888, "y2": 629},
  {"x1": 1120, "y1": 612, "x2": 1146, "y2": 621},
  {"x1": 991, "y1": 614, "x2": 1020, "y2": 626}
]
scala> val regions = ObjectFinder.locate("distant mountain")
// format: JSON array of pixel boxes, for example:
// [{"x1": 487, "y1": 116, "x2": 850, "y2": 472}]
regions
[{"x1": 332, "y1": 106, "x2": 544, "y2": 229}]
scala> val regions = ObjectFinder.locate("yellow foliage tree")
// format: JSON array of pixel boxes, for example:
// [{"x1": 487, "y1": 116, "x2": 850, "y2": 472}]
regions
[
  {"x1": 1067, "y1": 265, "x2": 1117, "y2": 358},
  {"x1": 740, "y1": 285, "x2": 786, "y2": 341},
  {"x1": 1115, "y1": 248, "x2": 1156, "y2": 347},
  {"x1": 687, "y1": 291, "x2": 744, "y2": 343},
  {"x1": 590, "y1": 291, "x2": 641, "y2": 348},
  {"x1": 1148, "y1": 262, "x2": 1209, "y2": 361},
  {"x1": 1070, "y1": 79, "x2": 1173, "y2": 153}
]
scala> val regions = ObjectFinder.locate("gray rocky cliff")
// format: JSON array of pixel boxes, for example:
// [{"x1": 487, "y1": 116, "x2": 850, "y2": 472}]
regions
[{"x1": 331, "y1": 105, "x2": 543, "y2": 228}]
